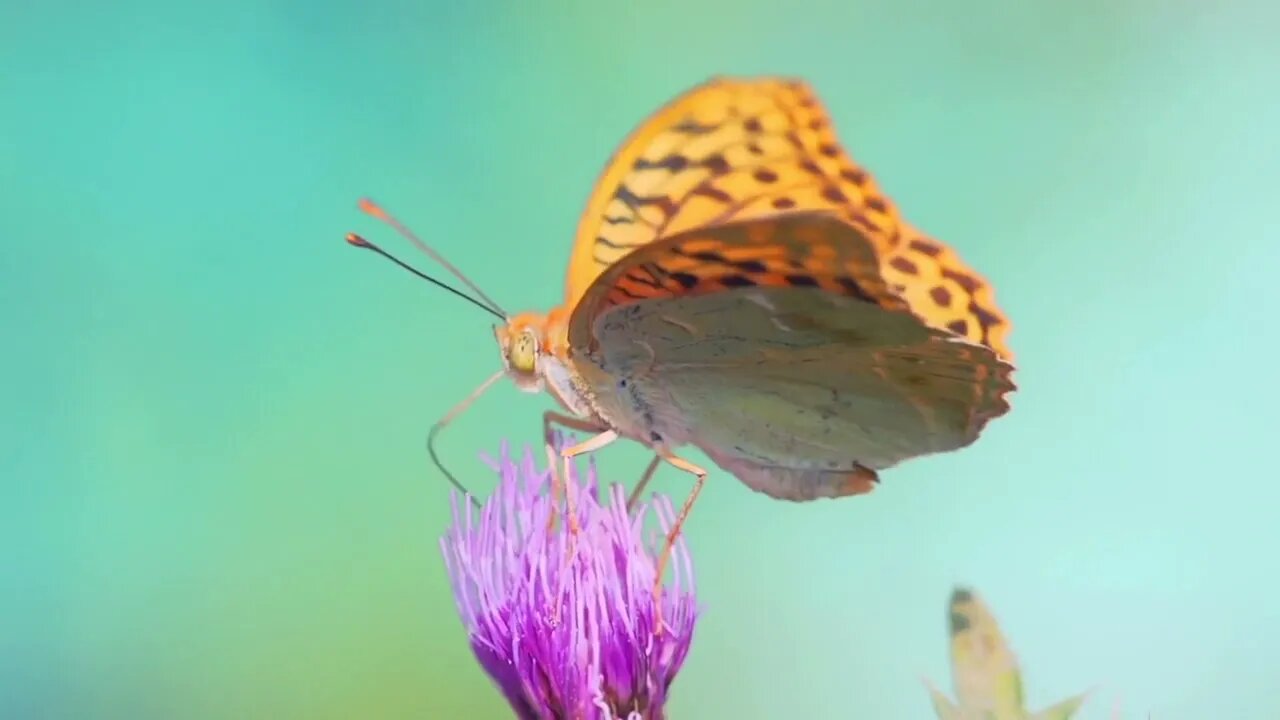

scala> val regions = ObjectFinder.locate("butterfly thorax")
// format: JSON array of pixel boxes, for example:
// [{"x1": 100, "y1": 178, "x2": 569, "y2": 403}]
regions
[{"x1": 541, "y1": 305, "x2": 690, "y2": 450}]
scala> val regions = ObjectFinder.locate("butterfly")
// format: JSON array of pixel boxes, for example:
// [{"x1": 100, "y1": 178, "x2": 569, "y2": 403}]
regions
[
  {"x1": 348, "y1": 76, "x2": 1015, "y2": 583},
  {"x1": 926, "y1": 587, "x2": 1088, "y2": 720}
]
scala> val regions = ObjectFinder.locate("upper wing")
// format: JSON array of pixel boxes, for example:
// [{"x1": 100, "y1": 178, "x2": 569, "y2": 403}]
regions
[
  {"x1": 566, "y1": 76, "x2": 1012, "y2": 359},
  {"x1": 887, "y1": 223, "x2": 1013, "y2": 361},
  {"x1": 565, "y1": 76, "x2": 902, "y2": 307}
]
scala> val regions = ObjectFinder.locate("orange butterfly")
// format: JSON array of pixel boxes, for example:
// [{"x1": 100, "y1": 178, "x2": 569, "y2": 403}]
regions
[{"x1": 350, "y1": 76, "x2": 1015, "y2": 584}]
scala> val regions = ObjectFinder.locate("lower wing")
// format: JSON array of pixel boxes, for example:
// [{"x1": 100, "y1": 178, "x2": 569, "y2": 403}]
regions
[{"x1": 589, "y1": 284, "x2": 1014, "y2": 499}]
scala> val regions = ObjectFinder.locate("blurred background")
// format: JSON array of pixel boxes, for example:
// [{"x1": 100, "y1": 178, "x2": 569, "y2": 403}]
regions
[{"x1": 3, "y1": 0, "x2": 1278, "y2": 717}]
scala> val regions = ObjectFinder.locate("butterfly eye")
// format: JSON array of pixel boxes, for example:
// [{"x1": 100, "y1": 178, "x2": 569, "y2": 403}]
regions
[{"x1": 509, "y1": 331, "x2": 538, "y2": 374}]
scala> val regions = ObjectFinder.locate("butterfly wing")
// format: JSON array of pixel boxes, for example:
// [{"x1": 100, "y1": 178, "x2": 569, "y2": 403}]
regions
[
  {"x1": 886, "y1": 222, "x2": 1013, "y2": 361},
  {"x1": 564, "y1": 75, "x2": 1011, "y2": 360},
  {"x1": 567, "y1": 213, "x2": 1014, "y2": 501},
  {"x1": 564, "y1": 77, "x2": 901, "y2": 301}
]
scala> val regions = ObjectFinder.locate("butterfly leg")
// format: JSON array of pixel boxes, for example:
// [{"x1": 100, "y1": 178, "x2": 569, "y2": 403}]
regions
[
  {"x1": 558, "y1": 430, "x2": 620, "y2": 537},
  {"x1": 652, "y1": 450, "x2": 707, "y2": 635},
  {"x1": 626, "y1": 454, "x2": 663, "y2": 511},
  {"x1": 542, "y1": 411, "x2": 608, "y2": 532}
]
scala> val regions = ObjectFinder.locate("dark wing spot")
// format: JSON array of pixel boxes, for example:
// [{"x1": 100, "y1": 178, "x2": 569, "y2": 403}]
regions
[
  {"x1": 753, "y1": 168, "x2": 779, "y2": 183},
  {"x1": 743, "y1": 117, "x2": 763, "y2": 132},
  {"x1": 909, "y1": 239, "x2": 941, "y2": 256},
  {"x1": 946, "y1": 319, "x2": 969, "y2": 335},
  {"x1": 835, "y1": 276, "x2": 875, "y2": 303},
  {"x1": 785, "y1": 274, "x2": 819, "y2": 287},
  {"x1": 943, "y1": 269, "x2": 980, "y2": 292},
  {"x1": 595, "y1": 235, "x2": 633, "y2": 250},
  {"x1": 890, "y1": 256, "x2": 919, "y2": 274},
  {"x1": 840, "y1": 167, "x2": 868, "y2": 185},
  {"x1": 747, "y1": 142, "x2": 765, "y2": 156},
  {"x1": 688, "y1": 249, "x2": 728, "y2": 264},
  {"x1": 615, "y1": 184, "x2": 677, "y2": 216},
  {"x1": 634, "y1": 155, "x2": 689, "y2": 171},
  {"x1": 818, "y1": 143, "x2": 840, "y2": 157},
  {"x1": 680, "y1": 249, "x2": 768, "y2": 276},
  {"x1": 702, "y1": 154, "x2": 730, "y2": 174},
  {"x1": 693, "y1": 185, "x2": 732, "y2": 203},
  {"x1": 719, "y1": 274, "x2": 757, "y2": 288},
  {"x1": 822, "y1": 186, "x2": 848, "y2": 203},
  {"x1": 669, "y1": 271, "x2": 699, "y2": 289},
  {"x1": 970, "y1": 303, "x2": 1004, "y2": 329},
  {"x1": 672, "y1": 118, "x2": 718, "y2": 134},
  {"x1": 772, "y1": 197, "x2": 797, "y2": 209},
  {"x1": 848, "y1": 213, "x2": 882, "y2": 234},
  {"x1": 865, "y1": 196, "x2": 888, "y2": 213},
  {"x1": 930, "y1": 286, "x2": 953, "y2": 307}
]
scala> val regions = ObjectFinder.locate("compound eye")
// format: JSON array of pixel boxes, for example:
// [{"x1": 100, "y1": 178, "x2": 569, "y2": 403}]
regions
[{"x1": 509, "y1": 331, "x2": 537, "y2": 373}]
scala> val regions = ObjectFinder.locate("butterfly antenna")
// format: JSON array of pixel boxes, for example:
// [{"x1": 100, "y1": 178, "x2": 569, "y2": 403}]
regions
[
  {"x1": 428, "y1": 370, "x2": 505, "y2": 508},
  {"x1": 345, "y1": 233, "x2": 505, "y2": 321},
  {"x1": 357, "y1": 197, "x2": 508, "y2": 318}
]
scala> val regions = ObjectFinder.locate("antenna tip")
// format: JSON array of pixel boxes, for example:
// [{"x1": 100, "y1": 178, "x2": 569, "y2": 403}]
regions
[
  {"x1": 357, "y1": 197, "x2": 388, "y2": 220},
  {"x1": 345, "y1": 232, "x2": 373, "y2": 249}
]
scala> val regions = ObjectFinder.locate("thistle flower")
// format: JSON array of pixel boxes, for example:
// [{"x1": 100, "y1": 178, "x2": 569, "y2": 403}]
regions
[{"x1": 440, "y1": 442, "x2": 698, "y2": 719}]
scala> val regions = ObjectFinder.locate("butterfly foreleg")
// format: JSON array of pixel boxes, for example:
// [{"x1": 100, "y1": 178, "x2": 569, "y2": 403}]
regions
[
  {"x1": 542, "y1": 411, "x2": 608, "y2": 534},
  {"x1": 652, "y1": 450, "x2": 707, "y2": 636},
  {"x1": 558, "y1": 427, "x2": 622, "y2": 550}
]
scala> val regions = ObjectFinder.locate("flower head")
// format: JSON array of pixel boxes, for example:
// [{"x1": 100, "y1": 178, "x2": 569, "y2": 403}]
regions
[{"x1": 441, "y1": 442, "x2": 698, "y2": 719}]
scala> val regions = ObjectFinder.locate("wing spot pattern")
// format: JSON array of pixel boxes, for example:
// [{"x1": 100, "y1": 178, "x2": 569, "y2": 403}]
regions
[
  {"x1": 578, "y1": 79, "x2": 909, "y2": 288},
  {"x1": 669, "y1": 271, "x2": 700, "y2": 289},
  {"x1": 569, "y1": 78, "x2": 1013, "y2": 360},
  {"x1": 890, "y1": 256, "x2": 919, "y2": 275},
  {"x1": 598, "y1": 218, "x2": 896, "y2": 311},
  {"x1": 719, "y1": 274, "x2": 757, "y2": 288}
]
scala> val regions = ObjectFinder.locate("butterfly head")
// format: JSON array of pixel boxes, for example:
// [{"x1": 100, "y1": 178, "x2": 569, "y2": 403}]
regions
[{"x1": 495, "y1": 311, "x2": 549, "y2": 393}]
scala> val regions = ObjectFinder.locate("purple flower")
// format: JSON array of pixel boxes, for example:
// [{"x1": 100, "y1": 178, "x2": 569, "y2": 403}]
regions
[{"x1": 440, "y1": 442, "x2": 698, "y2": 720}]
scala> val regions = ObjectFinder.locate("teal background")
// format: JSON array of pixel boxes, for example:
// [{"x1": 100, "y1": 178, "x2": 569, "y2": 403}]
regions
[{"x1": 4, "y1": 1, "x2": 1278, "y2": 718}]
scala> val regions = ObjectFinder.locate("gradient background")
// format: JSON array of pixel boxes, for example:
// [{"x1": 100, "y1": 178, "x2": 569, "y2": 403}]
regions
[{"x1": 4, "y1": 1, "x2": 1278, "y2": 718}]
